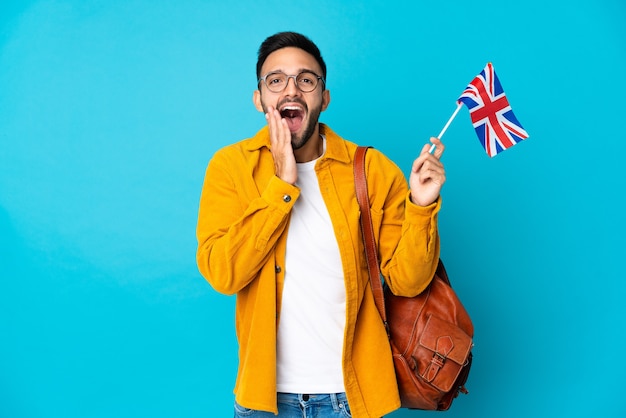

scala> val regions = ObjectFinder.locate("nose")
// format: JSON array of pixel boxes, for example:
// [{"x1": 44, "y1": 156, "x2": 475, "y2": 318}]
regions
[{"x1": 284, "y1": 75, "x2": 300, "y2": 95}]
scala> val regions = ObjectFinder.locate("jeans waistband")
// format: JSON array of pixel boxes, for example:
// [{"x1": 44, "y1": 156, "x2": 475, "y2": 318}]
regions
[{"x1": 277, "y1": 392, "x2": 348, "y2": 406}]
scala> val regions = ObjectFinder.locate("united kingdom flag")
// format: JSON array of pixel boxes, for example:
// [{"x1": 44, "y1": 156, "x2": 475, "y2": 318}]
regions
[{"x1": 458, "y1": 63, "x2": 529, "y2": 157}]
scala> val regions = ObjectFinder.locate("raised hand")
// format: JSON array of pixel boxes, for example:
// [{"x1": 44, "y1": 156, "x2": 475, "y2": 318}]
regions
[
  {"x1": 266, "y1": 106, "x2": 297, "y2": 185},
  {"x1": 409, "y1": 137, "x2": 446, "y2": 206}
]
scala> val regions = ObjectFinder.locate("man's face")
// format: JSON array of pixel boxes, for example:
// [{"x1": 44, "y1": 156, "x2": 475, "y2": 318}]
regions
[{"x1": 254, "y1": 47, "x2": 330, "y2": 150}]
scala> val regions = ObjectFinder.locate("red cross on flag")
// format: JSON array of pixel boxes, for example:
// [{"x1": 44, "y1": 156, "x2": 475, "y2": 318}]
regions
[{"x1": 457, "y1": 63, "x2": 529, "y2": 157}]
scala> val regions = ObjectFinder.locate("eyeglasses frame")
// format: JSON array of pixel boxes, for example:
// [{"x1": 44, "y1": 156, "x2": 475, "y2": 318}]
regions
[{"x1": 257, "y1": 71, "x2": 326, "y2": 93}]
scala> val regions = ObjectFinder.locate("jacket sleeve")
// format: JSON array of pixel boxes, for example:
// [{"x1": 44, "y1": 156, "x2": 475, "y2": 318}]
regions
[
  {"x1": 368, "y1": 150, "x2": 441, "y2": 297},
  {"x1": 195, "y1": 147, "x2": 299, "y2": 295}
]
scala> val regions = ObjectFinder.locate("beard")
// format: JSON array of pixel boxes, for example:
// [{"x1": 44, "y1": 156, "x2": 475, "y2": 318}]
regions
[{"x1": 290, "y1": 103, "x2": 322, "y2": 150}]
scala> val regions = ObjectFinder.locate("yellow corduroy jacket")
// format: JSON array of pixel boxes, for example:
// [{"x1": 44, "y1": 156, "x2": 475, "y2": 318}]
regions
[{"x1": 196, "y1": 124, "x2": 440, "y2": 417}]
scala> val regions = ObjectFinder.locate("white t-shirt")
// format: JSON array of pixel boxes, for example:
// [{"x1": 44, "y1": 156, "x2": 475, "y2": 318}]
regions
[{"x1": 276, "y1": 140, "x2": 346, "y2": 394}]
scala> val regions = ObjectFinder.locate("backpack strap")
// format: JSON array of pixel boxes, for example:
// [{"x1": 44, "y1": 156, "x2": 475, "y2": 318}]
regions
[{"x1": 354, "y1": 146, "x2": 388, "y2": 333}]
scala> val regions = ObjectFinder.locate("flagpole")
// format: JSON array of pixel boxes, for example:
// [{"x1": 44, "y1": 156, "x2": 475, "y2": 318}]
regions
[{"x1": 429, "y1": 102, "x2": 463, "y2": 154}]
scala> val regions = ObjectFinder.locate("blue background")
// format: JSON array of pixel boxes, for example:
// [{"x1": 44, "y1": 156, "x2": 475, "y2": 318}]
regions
[{"x1": 1, "y1": 1, "x2": 625, "y2": 417}]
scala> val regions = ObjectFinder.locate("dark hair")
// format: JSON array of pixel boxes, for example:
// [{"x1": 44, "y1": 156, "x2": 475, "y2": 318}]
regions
[{"x1": 256, "y1": 32, "x2": 327, "y2": 82}]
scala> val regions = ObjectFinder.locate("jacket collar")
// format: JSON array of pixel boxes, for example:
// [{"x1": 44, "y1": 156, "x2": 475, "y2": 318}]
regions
[{"x1": 243, "y1": 123, "x2": 351, "y2": 165}]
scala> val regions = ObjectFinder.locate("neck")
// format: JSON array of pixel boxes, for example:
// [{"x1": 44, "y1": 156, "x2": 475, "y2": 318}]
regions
[{"x1": 293, "y1": 126, "x2": 323, "y2": 163}]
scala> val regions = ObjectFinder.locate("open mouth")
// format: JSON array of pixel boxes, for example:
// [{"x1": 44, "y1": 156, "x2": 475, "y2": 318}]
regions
[{"x1": 279, "y1": 105, "x2": 305, "y2": 133}]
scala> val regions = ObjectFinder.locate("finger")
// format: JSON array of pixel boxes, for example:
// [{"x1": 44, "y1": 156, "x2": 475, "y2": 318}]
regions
[
  {"x1": 266, "y1": 107, "x2": 284, "y2": 146},
  {"x1": 278, "y1": 118, "x2": 290, "y2": 145},
  {"x1": 425, "y1": 160, "x2": 446, "y2": 182},
  {"x1": 274, "y1": 110, "x2": 290, "y2": 147},
  {"x1": 411, "y1": 152, "x2": 426, "y2": 174},
  {"x1": 419, "y1": 142, "x2": 432, "y2": 156},
  {"x1": 429, "y1": 137, "x2": 445, "y2": 160},
  {"x1": 265, "y1": 106, "x2": 276, "y2": 137},
  {"x1": 271, "y1": 108, "x2": 289, "y2": 139},
  {"x1": 413, "y1": 155, "x2": 444, "y2": 181},
  {"x1": 413, "y1": 145, "x2": 439, "y2": 169}
]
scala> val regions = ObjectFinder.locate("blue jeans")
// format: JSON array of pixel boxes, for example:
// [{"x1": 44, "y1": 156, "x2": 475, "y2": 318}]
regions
[{"x1": 234, "y1": 393, "x2": 352, "y2": 417}]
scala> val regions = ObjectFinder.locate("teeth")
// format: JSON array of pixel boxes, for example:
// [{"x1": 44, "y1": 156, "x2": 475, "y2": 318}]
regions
[{"x1": 281, "y1": 105, "x2": 302, "y2": 111}]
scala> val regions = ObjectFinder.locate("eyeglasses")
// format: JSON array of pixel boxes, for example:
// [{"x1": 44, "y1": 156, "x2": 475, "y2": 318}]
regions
[{"x1": 258, "y1": 71, "x2": 325, "y2": 93}]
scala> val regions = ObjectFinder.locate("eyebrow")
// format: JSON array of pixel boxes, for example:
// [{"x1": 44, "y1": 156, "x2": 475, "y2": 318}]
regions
[{"x1": 264, "y1": 68, "x2": 320, "y2": 76}]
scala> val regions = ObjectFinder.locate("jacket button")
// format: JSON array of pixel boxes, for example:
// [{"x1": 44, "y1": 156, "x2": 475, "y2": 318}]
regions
[
  {"x1": 275, "y1": 265, "x2": 282, "y2": 274},
  {"x1": 282, "y1": 194, "x2": 292, "y2": 203}
]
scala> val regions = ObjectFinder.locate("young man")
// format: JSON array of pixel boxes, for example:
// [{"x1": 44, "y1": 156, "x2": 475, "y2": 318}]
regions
[{"x1": 196, "y1": 32, "x2": 445, "y2": 418}]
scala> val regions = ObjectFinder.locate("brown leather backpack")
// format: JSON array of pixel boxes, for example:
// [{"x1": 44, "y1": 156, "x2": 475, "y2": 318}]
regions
[{"x1": 355, "y1": 146, "x2": 474, "y2": 410}]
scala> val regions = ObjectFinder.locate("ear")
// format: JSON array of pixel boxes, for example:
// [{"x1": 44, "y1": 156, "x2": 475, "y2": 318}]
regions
[
  {"x1": 253, "y1": 90, "x2": 264, "y2": 113},
  {"x1": 321, "y1": 89, "x2": 331, "y2": 112}
]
